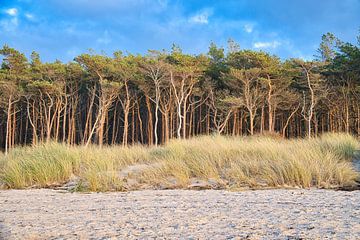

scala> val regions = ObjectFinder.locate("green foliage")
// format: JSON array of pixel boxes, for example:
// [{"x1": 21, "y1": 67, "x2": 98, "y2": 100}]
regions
[
  {"x1": 316, "y1": 32, "x2": 341, "y2": 62},
  {"x1": 208, "y1": 42, "x2": 225, "y2": 63},
  {"x1": 227, "y1": 38, "x2": 240, "y2": 54},
  {"x1": 227, "y1": 50, "x2": 277, "y2": 69},
  {"x1": 206, "y1": 42, "x2": 229, "y2": 89},
  {"x1": 0, "y1": 45, "x2": 28, "y2": 74}
]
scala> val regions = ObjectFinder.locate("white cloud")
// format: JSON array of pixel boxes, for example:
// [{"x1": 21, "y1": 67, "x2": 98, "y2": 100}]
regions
[
  {"x1": 25, "y1": 13, "x2": 34, "y2": 20},
  {"x1": 244, "y1": 24, "x2": 253, "y2": 33},
  {"x1": 253, "y1": 41, "x2": 281, "y2": 49},
  {"x1": 189, "y1": 9, "x2": 212, "y2": 24},
  {"x1": 5, "y1": 8, "x2": 18, "y2": 16}
]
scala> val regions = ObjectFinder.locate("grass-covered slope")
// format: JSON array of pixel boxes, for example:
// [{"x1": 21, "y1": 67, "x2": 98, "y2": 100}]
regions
[{"x1": 0, "y1": 133, "x2": 359, "y2": 191}]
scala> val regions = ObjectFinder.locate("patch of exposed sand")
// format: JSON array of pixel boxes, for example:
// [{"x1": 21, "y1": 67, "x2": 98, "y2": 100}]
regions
[{"x1": 0, "y1": 189, "x2": 359, "y2": 239}]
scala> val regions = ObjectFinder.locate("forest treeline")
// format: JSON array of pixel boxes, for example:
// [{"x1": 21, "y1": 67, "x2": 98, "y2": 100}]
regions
[{"x1": 0, "y1": 33, "x2": 359, "y2": 152}]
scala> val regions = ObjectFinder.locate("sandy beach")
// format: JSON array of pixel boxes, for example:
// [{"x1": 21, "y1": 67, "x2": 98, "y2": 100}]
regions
[{"x1": 0, "y1": 189, "x2": 359, "y2": 239}]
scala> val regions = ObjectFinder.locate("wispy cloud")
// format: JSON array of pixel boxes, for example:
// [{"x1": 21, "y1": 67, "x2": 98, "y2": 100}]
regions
[
  {"x1": 189, "y1": 9, "x2": 212, "y2": 24},
  {"x1": 157, "y1": 0, "x2": 168, "y2": 9},
  {"x1": 253, "y1": 41, "x2": 280, "y2": 49},
  {"x1": 1, "y1": 0, "x2": 357, "y2": 62},
  {"x1": 1, "y1": 8, "x2": 19, "y2": 32},
  {"x1": 49, "y1": 0, "x2": 169, "y2": 16},
  {"x1": 0, "y1": 18, "x2": 18, "y2": 32},
  {"x1": 25, "y1": 13, "x2": 34, "y2": 20},
  {"x1": 97, "y1": 30, "x2": 111, "y2": 44},
  {"x1": 5, "y1": 8, "x2": 18, "y2": 16},
  {"x1": 244, "y1": 23, "x2": 253, "y2": 33}
]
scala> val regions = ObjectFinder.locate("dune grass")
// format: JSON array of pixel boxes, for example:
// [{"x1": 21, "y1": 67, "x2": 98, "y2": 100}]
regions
[{"x1": 0, "y1": 133, "x2": 359, "y2": 191}]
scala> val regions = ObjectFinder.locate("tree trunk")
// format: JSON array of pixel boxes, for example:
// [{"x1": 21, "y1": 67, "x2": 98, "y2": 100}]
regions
[
  {"x1": 146, "y1": 96, "x2": 153, "y2": 145},
  {"x1": 5, "y1": 96, "x2": 13, "y2": 155}
]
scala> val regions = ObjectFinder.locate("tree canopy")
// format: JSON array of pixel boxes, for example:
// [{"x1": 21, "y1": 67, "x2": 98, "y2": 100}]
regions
[{"x1": 0, "y1": 33, "x2": 359, "y2": 151}]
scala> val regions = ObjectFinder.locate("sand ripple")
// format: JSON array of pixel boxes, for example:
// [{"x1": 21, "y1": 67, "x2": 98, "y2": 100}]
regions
[{"x1": 0, "y1": 189, "x2": 359, "y2": 239}]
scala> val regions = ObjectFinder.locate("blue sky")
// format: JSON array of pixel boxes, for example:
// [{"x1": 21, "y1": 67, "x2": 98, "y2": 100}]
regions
[{"x1": 0, "y1": 0, "x2": 359, "y2": 62}]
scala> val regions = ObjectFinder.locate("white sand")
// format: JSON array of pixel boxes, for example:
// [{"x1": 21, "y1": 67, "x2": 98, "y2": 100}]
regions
[{"x1": 0, "y1": 189, "x2": 359, "y2": 239}]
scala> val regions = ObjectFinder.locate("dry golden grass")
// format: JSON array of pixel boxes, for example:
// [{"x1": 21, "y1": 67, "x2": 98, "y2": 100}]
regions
[{"x1": 0, "y1": 133, "x2": 359, "y2": 191}]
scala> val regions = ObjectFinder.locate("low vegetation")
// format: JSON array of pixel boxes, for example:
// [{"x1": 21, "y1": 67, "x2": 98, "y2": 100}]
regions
[{"x1": 0, "y1": 133, "x2": 359, "y2": 192}]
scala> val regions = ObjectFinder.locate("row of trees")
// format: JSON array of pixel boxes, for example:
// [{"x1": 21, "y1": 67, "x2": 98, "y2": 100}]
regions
[{"x1": 1, "y1": 33, "x2": 359, "y2": 152}]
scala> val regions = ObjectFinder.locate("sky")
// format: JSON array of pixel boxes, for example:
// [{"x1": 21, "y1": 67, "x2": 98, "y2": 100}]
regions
[{"x1": 0, "y1": 0, "x2": 359, "y2": 62}]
